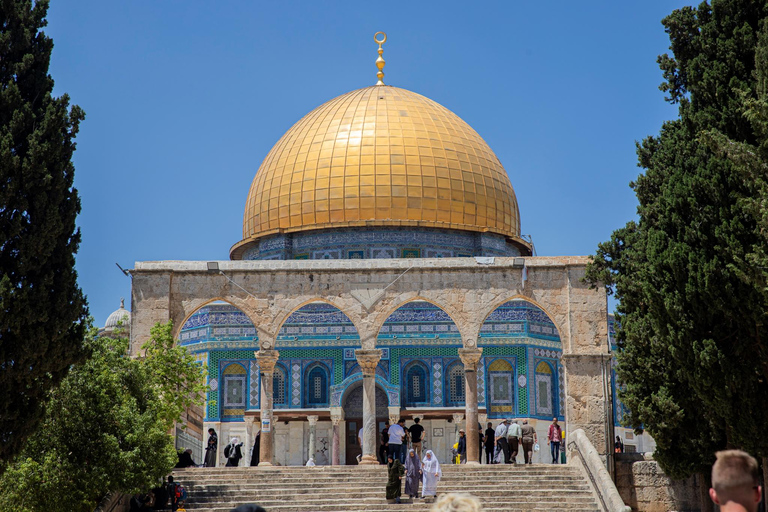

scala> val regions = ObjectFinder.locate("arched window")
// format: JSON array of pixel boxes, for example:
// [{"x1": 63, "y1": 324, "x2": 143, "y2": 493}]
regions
[
  {"x1": 487, "y1": 358, "x2": 514, "y2": 417},
  {"x1": 273, "y1": 365, "x2": 287, "y2": 406},
  {"x1": 305, "y1": 364, "x2": 329, "y2": 406},
  {"x1": 222, "y1": 363, "x2": 247, "y2": 419},
  {"x1": 403, "y1": 362, "x2": 428, "y2": 407},
  {"x1": 534, "y1": 360, "x2": 556, "y2": 417},
  {"x1": 446, "y1": 361, "x2": 465, "y2": 406}
]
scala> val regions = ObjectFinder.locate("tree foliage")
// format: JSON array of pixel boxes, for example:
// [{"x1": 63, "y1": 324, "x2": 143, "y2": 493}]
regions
[
  {"x1": 586, "y1": 0, "x2": 768, "y2": 479},
  {"x1": 0, "y1": 322, "x2": 207, "y2": 512},
  {"x1": 0, "y1": 0, "x2": 89, "y2": 463}
]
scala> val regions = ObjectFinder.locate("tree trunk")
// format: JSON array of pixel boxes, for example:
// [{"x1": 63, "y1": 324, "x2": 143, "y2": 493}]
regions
[
  {"x1": 699, "y1": 471, "x2": 714, "y2": 512},
  {"x1": 762, "y1": 457, "x2": 768, "y2": 512}
]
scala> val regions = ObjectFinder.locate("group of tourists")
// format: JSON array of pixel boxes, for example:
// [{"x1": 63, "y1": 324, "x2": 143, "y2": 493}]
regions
[
  {"x1": 484, "y1": 417, "x2": 562, "y2": 465},
  {"x1": 372, "y1": 417, "x2": 426, "y2": 464},
  {"x1": 201, "y1": 428, "x2": 262, "y2": 468},
  {"x1": 386, "y1": 448, "x2": 442, "y2": 504}
]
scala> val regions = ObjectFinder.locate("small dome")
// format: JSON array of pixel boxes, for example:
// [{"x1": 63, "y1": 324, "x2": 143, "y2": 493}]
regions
[{"x1": 104, "y1": 298, "x2": 130, "y2": 331}]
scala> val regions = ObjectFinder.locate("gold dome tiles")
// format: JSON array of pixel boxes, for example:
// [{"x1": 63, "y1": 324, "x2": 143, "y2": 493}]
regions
[{"x1": 233, "y1": 86, "x2": 525, "y2": 258}]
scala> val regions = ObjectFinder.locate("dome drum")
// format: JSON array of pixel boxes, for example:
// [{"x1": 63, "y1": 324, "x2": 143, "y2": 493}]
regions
[{"x1": 239, "y1": 227, "x2": 525, "y2": 260}]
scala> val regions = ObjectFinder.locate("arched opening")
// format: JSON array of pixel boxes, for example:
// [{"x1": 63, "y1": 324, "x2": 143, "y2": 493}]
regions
[
  {"x1": 445, "y1": 361, "x2": 465, "y2": 406},
  {"x1": 479, "y1": 298, "x2": 562, "y2": 419},
  {"x1": 342, "y1": 383, "x2": 388, "y2": 465},
  {"x1": 304, "y1": 363, "x2": 330, "y2": 407},
  {"x1": 534, "y1": 360, "x2": 557, "y2": 417},
  {"x1": 487, "y1": 358, "x2": 515, "y2": 416},
  {"x1": 179, "y1": 300, "x2": 258, "y2": 423},
  {"x1": 277, "y1": 301, "x2": 360, "y2": 348},
  {"x1": 221, "y1": 362, "x2": 247, "y2": 420},
  {"x1": 273, "y1": 363, "x2": 288, "y2": 408},
  {"x1": 402, "y1": 361, "x2": 429, "y2": 408}
]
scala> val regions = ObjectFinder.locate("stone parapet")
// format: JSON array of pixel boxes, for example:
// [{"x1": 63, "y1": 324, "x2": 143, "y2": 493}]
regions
[{"x1": 614, "y1": 453, "x2": 701, "y2": 512}]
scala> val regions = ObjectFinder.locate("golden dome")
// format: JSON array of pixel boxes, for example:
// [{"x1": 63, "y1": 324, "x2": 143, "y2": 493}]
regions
[{"x1": 231, "y1": 85, "x2": 527, "y2": 259}]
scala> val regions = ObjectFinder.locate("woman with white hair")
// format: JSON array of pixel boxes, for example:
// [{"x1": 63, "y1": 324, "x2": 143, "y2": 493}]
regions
[{"x1": 421, "y1": 450, "x2": 442, "y2": 498}]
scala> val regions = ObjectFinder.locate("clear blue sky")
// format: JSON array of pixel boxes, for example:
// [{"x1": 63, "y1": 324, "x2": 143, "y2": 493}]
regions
[{"x1": 45, "y1": 1, "x2": 691, "y2": 326}]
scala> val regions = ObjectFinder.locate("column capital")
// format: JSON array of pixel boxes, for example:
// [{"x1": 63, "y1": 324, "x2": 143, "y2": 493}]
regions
[
  {"x1": 255, "y1": 349, "x2": 280, "y2": 373},
  {"x1": 355, "y1": 349, "x2": 382, "y2": 376},
  {"x1": 330, "y1": 407, "x2": 344, "y2": 425},
  {"x1": 452, "y1": 412, "x2": 465, "y2": 425},
  {"x1": 388, "y1": 406, "x2": 400, "y2": 426},
  {"x1": 478, "y1": 413, "x2": 488, "y2": 426},
  {"x1": 411, "y1": 414, "x2": 424, "y2": 422},
  {"x1": 458, "y1": 347, "x2": 483, "y2": 371},
  {"x1": 307, "y1": 415, "x2": 319, "y2": 426}
]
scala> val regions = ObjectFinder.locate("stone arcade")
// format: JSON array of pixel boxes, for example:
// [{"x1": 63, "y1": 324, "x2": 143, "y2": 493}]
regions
[{"x1": 128, "y1": 33, "x2": 623, "y2": 468}]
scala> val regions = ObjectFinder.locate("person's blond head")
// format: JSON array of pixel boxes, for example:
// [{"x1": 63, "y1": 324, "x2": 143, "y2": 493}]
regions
[
  {"x1": 430, "y1": 493, "x2": 483, "y2": 512},
  {"x1": 709, "y1": 450, "x2": 761, "y2": 512}
]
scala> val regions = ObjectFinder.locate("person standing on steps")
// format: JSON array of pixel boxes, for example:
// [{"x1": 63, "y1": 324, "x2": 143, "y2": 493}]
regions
[
  {"x1": 249, "y1": 431, "x2": 260, "y2": 466},
  {"x1": 379, "y1": 421, "x2": 390, "y2": 464},
  {"x1": 521, "y1": 420, "x2": 537, "y2": 464},
  {"x1": 421, "y1": 450, "x2": 442, "y2": 501},
  {"x1": 404, "y1": 448, "x2": 421, "y2": 499},
  {"x1": 386, "y1": 455, "x2": 406, "y2": 504},
  {"x1": 483, "y1": 422, "x2": 494, "y2": 464},
  {"x1": 494, "y1": 418, "x2": 510, "y2": 464},
  {"x1": 408, "y1": 417, "x2": 425, "y2": 460},
  {"x1": 225, "y1": 437, "x2": 244, "y2": 467},
  {"x1": 507, "y1": 420, "x2": 522, "y2": 464},
  {"x1": 457, "y1": 429, "x2": 467, "y2": 464},
  {"x1": 400, "y1": 423, "x2": 410, "y2": 463},
  {"x1": 387, "y1": 419, "x2": 406, "y2": 464},
  {"x1": 204, "y1": 428, "x2": 218, "y2": 467},
  {"x1": 547, "y1": 418, "x2": 562, "y2": 464}
]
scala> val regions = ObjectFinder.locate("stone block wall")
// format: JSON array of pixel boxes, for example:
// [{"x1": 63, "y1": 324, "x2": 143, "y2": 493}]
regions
[{"x1": 615, "y1": 453, "x2": 701, "y2": 512}]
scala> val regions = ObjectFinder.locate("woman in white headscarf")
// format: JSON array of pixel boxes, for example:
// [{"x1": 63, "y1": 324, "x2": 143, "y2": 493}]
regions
[
  {"x1": 224, "y1": 437, "x2": 243, "y2": 466},
  {"x1": 421, "y1": 450, "x2": 442, "y2": 498}
]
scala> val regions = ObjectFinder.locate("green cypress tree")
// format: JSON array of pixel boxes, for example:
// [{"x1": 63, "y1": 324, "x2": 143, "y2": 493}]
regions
[
  {"x1": 0, "y1": 0, "x2": 88, "y2": 463},
  {"x1": 586, "y1": 0, "x2": 768, "y2": 482}
]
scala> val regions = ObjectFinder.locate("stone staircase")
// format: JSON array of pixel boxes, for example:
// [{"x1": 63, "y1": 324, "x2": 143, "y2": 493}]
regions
[{"x1": 172, "y1": 464, "x2": 602, "y2": 512}]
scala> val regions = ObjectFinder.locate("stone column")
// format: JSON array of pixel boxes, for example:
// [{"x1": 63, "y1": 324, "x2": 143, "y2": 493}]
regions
[
  {"x1": 459, "y1": 347, "x2": 483, "y2": 465},
  {"x1": 307, "y1": 415, "x2": 319, "y2": 464},
  {"x1": 330, "y1": 408, "x2": 344, "y2": 465},
  {"x1": 355, "y1": 349, "x2": 382, "y2": 465},
  {"x1": 245, "y1": 416, "x2": 257, "y2": 464},
  {"x1": 255, "y1": 349, "x2": 279, "y2": 466}
]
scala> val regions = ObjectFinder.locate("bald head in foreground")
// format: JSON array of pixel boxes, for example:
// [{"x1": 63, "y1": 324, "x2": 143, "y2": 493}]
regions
[{"x1": 709, "y1": 450, "x2": 762, "y2": 512}]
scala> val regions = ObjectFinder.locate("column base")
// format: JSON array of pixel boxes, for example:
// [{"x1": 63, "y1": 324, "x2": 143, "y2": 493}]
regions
[
  {"x1": 465, "y1": 461, "x2": 480, "y2": 466},
  {"x1": 258, "y1": 462, "x2": 274, "y2": 467},
  {"x1": 359, "y1": 455, "x2": 379, "y2": 465}
]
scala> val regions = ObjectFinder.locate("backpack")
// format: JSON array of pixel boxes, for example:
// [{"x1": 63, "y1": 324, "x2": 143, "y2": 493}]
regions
[{"x1": 174, "y1": 483, "x2": 187, "y2": 501}]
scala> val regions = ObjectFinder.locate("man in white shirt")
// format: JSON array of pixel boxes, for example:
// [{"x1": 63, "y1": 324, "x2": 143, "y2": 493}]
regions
[
  {"x1": 387, "y1": 419, "x2": 406, "y2": 464},
  {"x1": 494, "y1": 419, "x2": 511, "y2": 464}
]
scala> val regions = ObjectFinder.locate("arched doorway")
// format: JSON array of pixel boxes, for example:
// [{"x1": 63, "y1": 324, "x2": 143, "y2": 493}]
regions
[{"x1": 342, "y1": 384, "x2": 388, "y2": 465}]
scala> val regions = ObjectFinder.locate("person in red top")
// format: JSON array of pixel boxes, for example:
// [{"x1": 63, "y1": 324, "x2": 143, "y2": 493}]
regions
[{"x1": 547, "y1": 418, "x2": 563, "y2": 464}]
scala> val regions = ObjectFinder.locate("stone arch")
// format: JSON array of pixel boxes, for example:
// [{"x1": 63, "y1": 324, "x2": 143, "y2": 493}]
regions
[
  {"x1": 477, "y1": 294, "x2": 563, "y2": 341},
  {"x1": 272, "y1": 298, "x2": 362, "y2": 348},
  {"x1": 174, "y1": 296, "x2": 257, "y2": 341},
  {"x1": 477, "y1": 296, "x2": 562, "y2": 347},
  {"x1": 331, "y1": 373, "x2": 400, "y2": 408},
  {"x1": 371, "y1": 295, "x2": 468, "y2": 345},
  {"x1": 374, "y1": 298, "x2": 463, "y2": 346}
]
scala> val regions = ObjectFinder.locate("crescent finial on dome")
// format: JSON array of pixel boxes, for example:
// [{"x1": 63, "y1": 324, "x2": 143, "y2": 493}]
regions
[{"x1": 374, "y1": 32, "x2": 387, "y2": 85}]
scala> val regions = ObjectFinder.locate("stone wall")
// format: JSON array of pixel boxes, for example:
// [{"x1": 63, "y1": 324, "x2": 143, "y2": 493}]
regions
[{"x1": 615, "y1": 453, "x2": 701, "y2": 512}]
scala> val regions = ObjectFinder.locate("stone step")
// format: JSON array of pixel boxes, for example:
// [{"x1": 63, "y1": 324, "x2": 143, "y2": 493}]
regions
[{"x1": 172, "y1": 464, "x2": 600, "y2": 512}]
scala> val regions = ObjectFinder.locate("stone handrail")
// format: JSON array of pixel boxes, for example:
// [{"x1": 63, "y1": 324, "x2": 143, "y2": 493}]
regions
[{"x1": 567, "y1": 429, "x2": 631, "y2": 512}]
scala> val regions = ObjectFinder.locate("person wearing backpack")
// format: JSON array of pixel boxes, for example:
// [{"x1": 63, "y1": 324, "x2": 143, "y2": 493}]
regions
[{"x1": 166, "y1": 475, "x2": 185, "y2": 512}]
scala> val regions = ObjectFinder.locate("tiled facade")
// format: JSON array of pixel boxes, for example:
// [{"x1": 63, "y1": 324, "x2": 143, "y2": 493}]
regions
[
  {"x1": 180, "y1": 299, "x2": 565, "y2": 422},
  {"x1": 241, "y1": 227, "x2": 522, "y2": 260}
]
